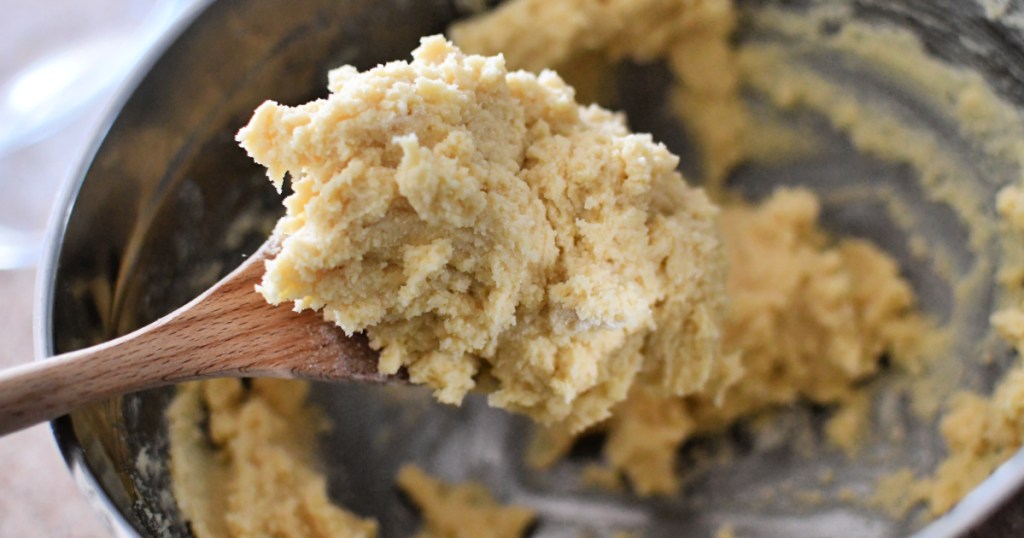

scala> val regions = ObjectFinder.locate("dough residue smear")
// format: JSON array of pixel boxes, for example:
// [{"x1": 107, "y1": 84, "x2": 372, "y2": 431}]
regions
[
  {"x1": 396, "y1": 464, "x2": 536, "y2": 538},
  {"x1": 237, "y1": 36, "x2": 725, "y2": 432},
  {"x1": 892, "y1": 186, "x2": 1024, "y2": 516}
]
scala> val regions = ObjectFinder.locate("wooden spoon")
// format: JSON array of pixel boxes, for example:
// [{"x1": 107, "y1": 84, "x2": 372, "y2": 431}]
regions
[{"x1": 0, "y1": 239, "x2": 395, "y2": 436}]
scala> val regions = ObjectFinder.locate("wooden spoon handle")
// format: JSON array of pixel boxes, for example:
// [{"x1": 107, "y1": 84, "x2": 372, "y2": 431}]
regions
[
  {"x1": 0, "y1": 345, "x2": 154, "y2": 436},
  {"x1": 0, "y1": 244, "x2": 385, "y2": 436}
]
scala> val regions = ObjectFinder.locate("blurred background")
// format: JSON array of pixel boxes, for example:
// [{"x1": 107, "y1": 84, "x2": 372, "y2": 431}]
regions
[{"x1": 1, "y1": 0, "x2": 196, "y2": 534}]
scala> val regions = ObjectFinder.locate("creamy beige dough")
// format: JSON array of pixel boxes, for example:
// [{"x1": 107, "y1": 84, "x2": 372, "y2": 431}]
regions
[
  {"x1": 238, "y1": 36, "x2": 725, "y2": 431},
  {"x1": 561, "y1": 189, "x2": 927, "y2": 495},
  {"x1": 167, "y1": 379, "x2": 378, "y2": 538},
  {"x1": 169, "y1": 0, "x2": 1024, "y2": 533},
  {"x1": 460, "y1": 0, "x2": 1024, "y2": 521},
  {"x1": 450, "y1": 0, "x2": 747, "y2": 188},
  {"x1": 396, "y1": 464, "x2": 535, "y2": 538},
  {"x1": 730, "y1": 5, "x2": 1024, "y2": 518},
  {"x1": 168, "y1": 380, "x2": 534, "y2": 538}
]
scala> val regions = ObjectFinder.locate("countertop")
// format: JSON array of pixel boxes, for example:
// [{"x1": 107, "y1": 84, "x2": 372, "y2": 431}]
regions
[{"x1": 0, "y1": 269, "x2": 108, "y2": 536}]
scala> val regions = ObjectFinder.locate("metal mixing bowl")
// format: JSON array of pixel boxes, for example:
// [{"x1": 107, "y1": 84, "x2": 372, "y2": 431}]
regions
[{"x1": 34, "y1": 0, "x2": 1024, "y2": 536}]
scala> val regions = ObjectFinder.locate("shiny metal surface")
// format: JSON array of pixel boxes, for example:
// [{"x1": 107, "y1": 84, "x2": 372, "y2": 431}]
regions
[{"x1": 34, "y1": 0, "x2": 1024, "y2": 536}]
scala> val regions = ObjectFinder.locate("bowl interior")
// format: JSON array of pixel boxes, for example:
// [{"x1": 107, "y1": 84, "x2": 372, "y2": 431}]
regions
[{"x1": 40, "y1": 0, "x2": 1024, "y2": 536}]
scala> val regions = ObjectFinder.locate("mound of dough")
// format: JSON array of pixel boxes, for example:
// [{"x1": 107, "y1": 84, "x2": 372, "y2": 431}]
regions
[
  {"x1": 168, "y1": 379, "x2": 378, "y2": 538},
  {"x1": 396, "y1": 464, "x2": 535, "y2": 538},
  {"x1": 238, "y1": 36, "x2": 724, "y2": 430},
  {"x1": 603, "y1": 189, "x2": 928, "y2": 494},
  {"x1": 529, "y1": 189, "x2": 929, "y2": 495},
  {"x1": 450, "y1": 0, "x2": 746, "y2": 187}
]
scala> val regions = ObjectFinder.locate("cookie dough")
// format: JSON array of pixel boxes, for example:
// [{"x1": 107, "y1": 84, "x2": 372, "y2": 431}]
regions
[
  {"x1": 238, "y1": 36, "x2": 725, "y2": 431},
  {"x1": 171, "y1": 0, "x2": 1024, "y2": 533},
  {"x1": 167, "y1": 379, "x2": 378, "y2": 538},
  {"x1": 168, "y1": 380, "x2": 531, "y2": 538},
  {"x1": 396, "y1": 464, "x2": 535, "y2": 538},
  {"x1": 450, "y1": 0, "x2": 746, "y2": 188},
  {"x1": 600, "y1": 189, "x2": 927, "y2": 494},
  {"x1": 459, "y1": 0, "x2": 1024, "y2": 522}
]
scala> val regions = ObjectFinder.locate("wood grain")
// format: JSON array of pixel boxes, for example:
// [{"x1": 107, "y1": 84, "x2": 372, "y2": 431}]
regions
[{"x1": 0, "y1": 241, "x2": 392, "y2": 436}]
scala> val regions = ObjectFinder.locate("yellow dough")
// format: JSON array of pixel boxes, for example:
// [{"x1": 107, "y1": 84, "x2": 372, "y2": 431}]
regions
[
  {"x1": 167, "y1": 379, "x2": 378, "y2": 538},
  {"x1": 168, "y1": 380, "x2": 531, "y2": 538},
  {"x1": 396, "y1": 464, "x2": 536, "y2": 538},
  {"x1": 450, "y1": 0, "x2": 746, "y2": 188},
  {"x1": 456, "y1": 0, "x2": 1024, "y2": 518},
  {"x1": 168, "y1": 0, "x2": 1024, "y2": 533},
  {"x1": 915, "y1": 192, "x2": 1024, "y2": 515},
  {"x1": 601, "y1": 189, "x2": 927, "y2": 494},
  {"x1": 238, "y1": 36, "x2": 725, "y2": 431}
]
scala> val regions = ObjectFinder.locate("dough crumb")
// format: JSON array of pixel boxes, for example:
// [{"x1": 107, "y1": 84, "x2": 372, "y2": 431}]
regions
[
  {"x1": 238, "y1": 36, "x2": 725, "y2": 431},
  {"x1": 396, "y1": 464, "x2": 535, "y2": 538},
  {"x1": 825, "y1": 393, "x2": 871, "y2": 457},
  {"x1": 997, "y1": 185, "x2": 1024, "y2": 231},
  {"x1": 580, "y1": 464, "x2": 625, "y2": 492},
  {"x1": 869, "y1": 468, "x2": 925, "y2": 519},
  {"x1": 715, "y1": 523, "x2": 739, "y2": 538}
]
